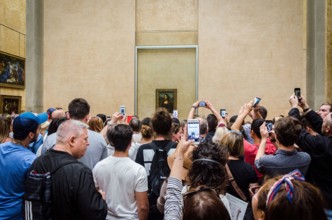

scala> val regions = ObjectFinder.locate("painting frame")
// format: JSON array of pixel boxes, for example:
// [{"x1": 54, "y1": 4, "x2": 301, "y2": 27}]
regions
[
  {"x1": 0, "y1": 95, "x2": 22, "y2": 115},
  {"x1": 156, "y1": 89, "x2": 177, "y2": 113},
  {"x1": 0, "y1": 51, "x2": 25, "y2": 89}
]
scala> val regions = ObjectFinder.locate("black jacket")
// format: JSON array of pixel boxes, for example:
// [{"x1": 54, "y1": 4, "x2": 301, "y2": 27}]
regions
[
  {"x1": 289, "y1": 108, "x2": 332, "y2": 209},
  {"x1": 28, "y1": 149, "x2": 107, "y2": 220}
]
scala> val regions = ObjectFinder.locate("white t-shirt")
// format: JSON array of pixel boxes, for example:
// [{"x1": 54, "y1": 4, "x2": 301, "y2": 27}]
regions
[{"x1": 93, "y1": 156, "x2": 148, "y2": 220}]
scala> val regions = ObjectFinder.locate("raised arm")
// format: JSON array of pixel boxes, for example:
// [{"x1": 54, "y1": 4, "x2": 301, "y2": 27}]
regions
[
  {"x1": 255, "y1": 123, "x2": 269, "y2": 161},
  {"x1": 188, "y1": 101, "x2": 200, "y2": 120},
  {"x1": 231, "y1": 101, "x2": 253, "y2": 131},
  {"x1": 205, "y1": 100, "x2": 226, "y2": 124}
]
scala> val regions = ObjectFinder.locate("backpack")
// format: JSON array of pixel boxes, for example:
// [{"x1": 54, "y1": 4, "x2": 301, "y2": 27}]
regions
[
  {"x1": 23, "y1": 161, "x2": 78, "y2": 220},
  {"x1": 147, "y1": 141, "x2": 173, "y2": 217}
]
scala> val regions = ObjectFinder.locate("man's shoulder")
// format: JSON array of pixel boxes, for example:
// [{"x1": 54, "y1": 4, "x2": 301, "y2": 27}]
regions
[{"x1": 88, "y1": 130, "x2": 106, "y2": 144}]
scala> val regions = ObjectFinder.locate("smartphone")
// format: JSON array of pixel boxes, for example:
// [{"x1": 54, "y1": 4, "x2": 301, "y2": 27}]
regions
[
  {"x1": 253, "y1": 97, "x2": 261, "y2": 107},
  {"x1": 220, "y1": 109, "x2": 226, "y2": 118},
  {"x1": 199, "y1": 101, "x2": 206, "y2": 107},
  {"x1": 265, "y1": 120, "x2": 273, "y2": 133},
  {"x1": 294, "y1": 88, "x2": 301, "y2": 99},
  {"x1": 173, "y1": 110, "x2": 178, "y2": 118},
  {"x1": 187, "y1": 119, "x2": 200, "y2": 144},
  {"x1": 119, "y1": 105, "x2": 126, "y2": 115}
]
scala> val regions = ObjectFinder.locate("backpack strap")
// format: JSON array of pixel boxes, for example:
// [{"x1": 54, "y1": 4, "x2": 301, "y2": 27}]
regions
[
  {"x1": 50, "y1": 161, "x2": 79, "y2": 174},
  {"x1": 225, "y1": 163, "x2": 247, "y2": 202}
]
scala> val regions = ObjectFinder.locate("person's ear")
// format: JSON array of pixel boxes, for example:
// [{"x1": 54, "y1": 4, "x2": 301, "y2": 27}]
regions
[
  {"x1": 258, "y1": 210, "x2": 265, "y2": 220},
  {"x1": 68, "y1": 136, "x2": 76, "y2": 146},
  {"x1": 28, "y1": 132, "x2": 35, "y2": 140}
]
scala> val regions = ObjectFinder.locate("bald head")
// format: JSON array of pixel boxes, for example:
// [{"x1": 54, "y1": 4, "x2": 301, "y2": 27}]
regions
[{"x1": 51, "y1": 109, "x2": 66, "y2": 119}]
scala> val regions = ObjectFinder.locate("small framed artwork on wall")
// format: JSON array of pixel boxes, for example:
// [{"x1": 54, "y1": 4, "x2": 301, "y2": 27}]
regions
[
  {"x1": 0, "y1": 95, "x2": 22, "y2": 114},
  {"x1": 156, "y1": 89, "x2": 177, "y2": 113},
  {"x1": 0, "y1": 51, "x2": 25, "y2": 89}
]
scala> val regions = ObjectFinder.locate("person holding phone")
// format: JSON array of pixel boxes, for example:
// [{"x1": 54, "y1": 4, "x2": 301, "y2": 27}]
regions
[{"x1": 188, "y1": 100, "x2": 227, "y2": 143}]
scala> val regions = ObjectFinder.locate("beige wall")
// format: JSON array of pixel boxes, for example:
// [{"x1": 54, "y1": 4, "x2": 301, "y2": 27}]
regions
[
  {"x1": 198, "y1": 0, "x2": 306, "y2": 119},
  {"x1": 137, "y1": 48, "x2": 196, "y2": 119},
  {"x1": 42, "y1": 0, "x2": 306, "y2": 119},
  {"x1": 0, "y1": 0, "x2": 26, "y2": 112},
  {"x1": 43, "y1": 0, "x2": 135, "y2": 115}
]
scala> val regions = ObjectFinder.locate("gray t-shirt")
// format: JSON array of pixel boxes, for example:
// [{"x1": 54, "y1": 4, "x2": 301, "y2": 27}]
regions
[
  {"x1": 41, "y1": 129, "x2": 107, "y2": 169},
  {"x1": 255, "y1": 149, "x2": 311, "y2": 177}
]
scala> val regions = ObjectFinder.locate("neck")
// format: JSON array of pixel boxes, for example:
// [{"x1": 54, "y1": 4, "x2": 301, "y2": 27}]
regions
[
  {"x1": 277, "y1": 143, "x2": 295, "y2": 151},
  {"x1": 113, "y1": 150, "x2": 128, "y2": 157},
  {"x1": 228, "y1": 155, "x2": 240, "y2": 160},
  {"x1": 53, "y1": 144, "x2": 73, "y2": 156},
  {"x1": 253, "y1": 137, "x2": 261, "y2": 145},
  {"x1": 12, "y1": 139, "x2": 29, "y2": 148},
  {"x1": 155, "y1": 135, "x2": 166, "y2": 141}
]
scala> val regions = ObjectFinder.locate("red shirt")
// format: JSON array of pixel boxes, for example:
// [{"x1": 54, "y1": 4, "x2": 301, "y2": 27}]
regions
[{"x1": 244, "y1": 139, "x2": 276, "y2": 180}]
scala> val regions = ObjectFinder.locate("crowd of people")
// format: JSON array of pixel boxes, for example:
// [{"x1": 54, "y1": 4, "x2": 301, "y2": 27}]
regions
[{"x1": 0, "y1": 94, "x2": 331, "y2": 220}]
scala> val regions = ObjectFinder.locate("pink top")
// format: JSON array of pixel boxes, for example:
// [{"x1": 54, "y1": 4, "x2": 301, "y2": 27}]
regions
[{"x1": 244, "y1": 138, "x2": 277, "y2": 180}]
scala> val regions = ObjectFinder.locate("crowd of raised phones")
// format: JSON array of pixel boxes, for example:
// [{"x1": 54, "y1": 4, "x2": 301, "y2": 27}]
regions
[{"x1": 0, "y1": 94, "x2": 331, "y2": 220}]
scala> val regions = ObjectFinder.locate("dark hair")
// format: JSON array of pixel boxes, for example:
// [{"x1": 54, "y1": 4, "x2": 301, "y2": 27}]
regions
[
  {"x1": 207, "y1": 114, "x2": 218, "y2": 132},
  {"x1": 258, "y1": 106, "x2": 268, "y2": 119},
  {"x1": 68, "y1": 98, "x2": 90, "y2": 120},
  {"x1": 257, "y1": 177, "x2": 327, "y2": 220},
  {"x1": 183, "y1": 188, "x2": 231, "y2": 220},
  {"x1": 96, "y1": 114, "x2": 107, "y2": 124},
  {"x1": 48, "y1": 117, "x2": 68, "y2": 136},
  {"x1": 129, "y1": 118, "x2": 141, "y2": 132},
  {"x1": 107, "y1": 124, "x2": 133, "y2": 152},
  {"x1": 188, "y1": 142, "x2": 228, "y2": 194},
  {"x1": 199, "y1": 119, "x2": 208, "y2": 135},
  {"x1": 274, "y1": 117, "x2": 302, "y2": 147},
  {"x1": 152, "y1": 108, "x2": 172, "y2": 137},
  {"x1": 251, "y1": 118, "x2": 265, "y2": 139},
  {"x1": 171, "y1": 122, "x2": 180, "y2": 135},
  {"x1": 172, "y1": 117, "x2": 180, "y2": 124},
  {"x1": 141, "y1": 117, "x2": 152, "y2": 127},
  {"x1": 13, "y1": 118, "x2": 38, "y2": 140}
]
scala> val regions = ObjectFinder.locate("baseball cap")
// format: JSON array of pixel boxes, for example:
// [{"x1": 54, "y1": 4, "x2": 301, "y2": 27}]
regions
[
  {"x1": 13, "y1": 112, "x2": 48, "y2": 140},
  {"x1": 47, "y1": 107, "x2": 56, "y2": 118}
]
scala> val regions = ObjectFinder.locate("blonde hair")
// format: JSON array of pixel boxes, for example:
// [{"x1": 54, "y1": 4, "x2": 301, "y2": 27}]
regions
[
  {"x1": 212, "y1": 127, "x2": 229, "y2": 144},
  {"x1": 221, "y1": 132, "x2": 244, "y2": 157}
]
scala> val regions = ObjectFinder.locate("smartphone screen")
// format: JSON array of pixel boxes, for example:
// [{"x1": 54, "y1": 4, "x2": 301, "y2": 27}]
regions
[
  {"x1": 199, "y1": 101, "x2": 206, "y2": 107},
  {"x1": 173, "y1": 110, "x2": 178, "y2": 118},
  {"x1": 253, "y1": 97, "x2": 261, "y2": 107},
  {"x1": 294, "y1": 88, "x2": 301, "y2": 99},
  {"x1": 220, "y1": 109, "x2": 226, "y2": 118},
  {"x1": 187, "y1": 119, "x2": 200, "y2": 144},
  {"x1": 119, "y1": 105, "x2": 126, "y2": 115},
  {"x1": 265, "y1": 120, "x2": 273, "y2": 133}
]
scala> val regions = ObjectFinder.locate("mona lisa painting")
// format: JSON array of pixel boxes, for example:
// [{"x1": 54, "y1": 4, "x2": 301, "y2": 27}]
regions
[{"x1": 156, "y1": 89, "x2": 177, "y2": 113}]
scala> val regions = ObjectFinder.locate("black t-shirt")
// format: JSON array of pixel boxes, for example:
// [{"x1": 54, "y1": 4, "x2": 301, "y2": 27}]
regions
[
  {"x1": 28, "y1": 149, "x2": 107, "y2": 220},
  {"x1": 226, "y1": 159, "x2": 258, "y2": 201}
]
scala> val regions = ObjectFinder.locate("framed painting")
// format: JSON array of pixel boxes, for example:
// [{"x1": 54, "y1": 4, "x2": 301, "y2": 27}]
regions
[
  {"x1": 0, "y1": 51, "x2": 25, "y2": 89},
  {"x1": 0, "y1": 95, "x2": 22, "y2": 114},
  {"x1": 156, "y1": 89, "x2": 177, "y2": 113}
]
